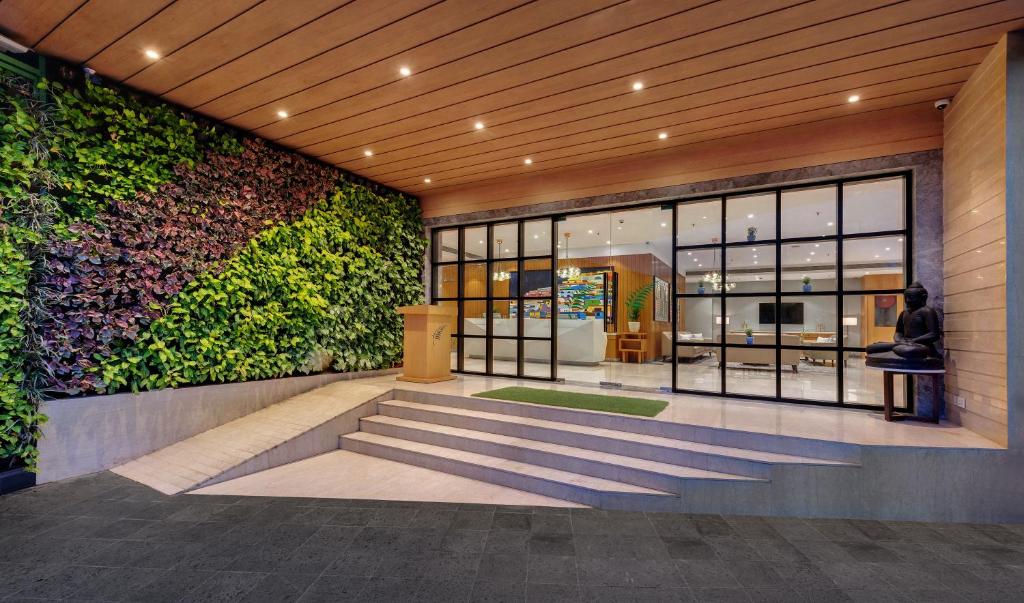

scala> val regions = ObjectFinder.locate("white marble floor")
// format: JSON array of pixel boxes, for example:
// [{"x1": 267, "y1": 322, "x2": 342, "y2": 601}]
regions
[{"x1": 192, "y1": 449, "x2": 584, "y2": 507}]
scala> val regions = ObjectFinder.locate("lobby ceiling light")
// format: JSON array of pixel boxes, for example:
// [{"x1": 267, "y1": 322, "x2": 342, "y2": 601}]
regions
[
  {"x1": 632, "y1": 81, "x2": 644, "y2": 91},
  {"x1": 144, "y1": 49, "x2": 160, "y2": 60},
  {"x1": 747, "y1": 213, "x2": 754, "y2": 219},
  {"x1": 557, "y1": 233, "x2": 581, "y2": 280},
  {"x1": 827, "y1": 221, "x2": 834, "y2": 227},
  {"x1": 848, "y1": 94, "x2": 861, "y2": 103},
  {"x1": 658, "y1": 132, "x2": 668, "y2": 140},
  {"x1": 364, "y1": 150, "x2": 373, "y2": 157},
  {"x1": 423, "y1": 178, "x2": 431, "y2": 184},
  {"x1": 524, "y1": 158, "x2": 532, "y2": 165},
  {"x1": 660, "y1": 222, "x2": 667, "y2": 227},
  {"x1": 276, "y1": 110, "x2": 288, "y2": 118},
  {"x1": 399, "y1": 66, "x2": 412, "y2": 77},
  {"x1": 474, "y1": 121, "x2": 484, "y2": 130}
]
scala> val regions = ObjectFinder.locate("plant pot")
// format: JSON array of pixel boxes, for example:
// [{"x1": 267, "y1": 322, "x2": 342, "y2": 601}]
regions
[
  {"x1": 628, "y1": 321, "x2": 640, "y2": 333},
  {"x1": 802, "y1": 283, "x2": 813, "y2": 292},
  {"x1": 0, "y1": 466, "x2": 35, "y2": 496},
  {"x1": 697, "y1": 286, "x2": 705, "y2": 295},
  {"x1": 747, "y1": 234, "x2": 756, "y2": 242},
  {"x1": 745, "y1": 336, "x2": 754, "y2": 345}
]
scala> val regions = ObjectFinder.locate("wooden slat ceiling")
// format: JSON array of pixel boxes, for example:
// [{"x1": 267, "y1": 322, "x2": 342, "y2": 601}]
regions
[{"x1": 2, "y1": 0, "x2": 1023, "y2": 202}]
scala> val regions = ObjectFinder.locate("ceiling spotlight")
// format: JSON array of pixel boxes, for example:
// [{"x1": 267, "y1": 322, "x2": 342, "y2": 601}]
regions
[
  {"x1": 144, "y1": 49, "x2": 160, "y2": 60},
  {"x1": 753, "y1": 261, "x2": 758, "y2": 265},
  {"x1": 423, "y1": 178, "x2": 431, "y2": 184},
  {"x1": 474, "y1": 121, "x2": 484, "y2": 130},
  {"x1": 658, "y1": 132, "x2": 668, "y2": 140},
  {"x1": 753, "y1": 254, "x2": 758, "y2": 259},
  {"x1": 399, "y1": 66, "x2": 412, "y2": 77},
  {"x1": 524, "y1": 158, "x2": 532, "y2": 165},
  {"x1": 874, "y1": 254, "x2": 880, "y2": 258},
  {"x1": 605, "y1": 240, "x2": 611, "y2": 245},
  {"x1": 747, "y1": 213, "x2": 754, "y2": 219},
  {"x1": 587, "y1": 229, "x2": 593, "y2": 234},
  {"x1": 364, "y1": 150, "x2": 373, "y2": 157},
  {"x1": 632, "y1": 81, "x2": 644, "y2": 91},
  {"x1": 533, "y1": 234, "x2": 539, "y2": 239},
  {"x1": 687, "y1": 252, "x2": 692, "y2": 256},
  {"x1": 276, "y1": 110, "x2": 288, "y2": 118},
  {"x1": 848, "y1": 94, "x2": 860, "y2": 103},
  {"x1": 806, "y1": 258, "x2": 812, "y2": 262},
  {"x1": 660, "y1": 222, "x2": 667, "y2": 227},
  {"x1": 826, "y1": 221, "x2": 834, "y2": 227},
  {"x1": 885, "y1": 247, "x2": 890, "y2": 251},
  {"x1": 814, "y1": 243, "x2": 820, "y2": 247},
  {"x1": 479, "y1": 240, "x2": 484, "y2": 244},
  {"x1": 898, "y1": 237, "x2": 904, "y2": 242}
]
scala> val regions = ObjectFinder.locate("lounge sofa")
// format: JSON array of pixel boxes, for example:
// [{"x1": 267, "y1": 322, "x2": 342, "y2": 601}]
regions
[
  {"x1": 660, "y1": 331, "x2": 713, "y2": 361},
  {"x1": 718, "y1": 332, "x2": 801, "y2": 372}
]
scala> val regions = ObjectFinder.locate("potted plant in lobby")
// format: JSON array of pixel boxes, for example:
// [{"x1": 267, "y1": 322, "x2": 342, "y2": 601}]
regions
[
  {"x1": 747, "y1": 226, "x2": 757, "y2": 242},
  {"x1": 802, "y1": 275, "x2": 813, "y2": 292},
  {"x1": 696, "y1": 279, "x2": 706, "y2": 295},
  {"x1": 744, "y1": 327, "x2": 754, "y2": 345},
  {"x1": 625, "y1": 283, "x2": 653, "y2": 332}
]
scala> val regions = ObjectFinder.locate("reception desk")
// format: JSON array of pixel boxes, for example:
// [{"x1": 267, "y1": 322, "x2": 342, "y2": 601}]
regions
[{"x1": 464, "y1": 318, "x2": 607, "y2": 365}]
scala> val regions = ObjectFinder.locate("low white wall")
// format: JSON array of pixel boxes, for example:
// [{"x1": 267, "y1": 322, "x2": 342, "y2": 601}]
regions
[{"x1": 37, "y1": 368, "x2": 399, "y2": 484}]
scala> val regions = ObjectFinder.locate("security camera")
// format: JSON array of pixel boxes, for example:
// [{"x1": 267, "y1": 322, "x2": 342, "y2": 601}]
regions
[{"x1": 934, "y1": 98, "x2": 951, "y2": 111}]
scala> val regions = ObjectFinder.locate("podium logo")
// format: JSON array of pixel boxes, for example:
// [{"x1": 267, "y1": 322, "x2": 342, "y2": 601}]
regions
[{"x1": 432, "y1": 325, "x2": 447, "y2": 344}]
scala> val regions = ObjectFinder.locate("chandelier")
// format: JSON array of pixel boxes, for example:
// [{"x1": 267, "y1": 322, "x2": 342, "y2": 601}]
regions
[
  {"x1": 556, "y1": 232, "x2": 581, "y2": 280},
  {"x1": 702, "y1": 270, "x2": 736, "y2": 291},
  {"x1": 492, "y1": 239, "x2": 511, "y2": 282}
]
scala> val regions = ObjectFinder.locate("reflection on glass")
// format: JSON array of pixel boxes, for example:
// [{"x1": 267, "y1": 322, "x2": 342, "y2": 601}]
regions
[
  {"x1": 463, "y1": 347, "x2": 486, "y2": 373},
  {"x1": 780, "y1": 295, "x2": 836, "y2": 340},
  {"x1": 842, "y1": 236, "x2": 904, "y2": 289},
  {"x1": 462, "y1": 262, "x2": 487, "y2": 298},
  {"x1": 843, "y1": 177, "x2": 905, "y2": 234},
  {"x1": 433, "y1": 265, "x2": 458, "y2": 299},
  {"x1": 435, "y1": 229, "x2": 458, "y2": 262},
  {"x1": 677, "y1": 199, "x2": 721, "y2": 246},
  {"x1": 490, "y1": 260, "x2": 517, "y2": 294},
  {"x1": 725, "y1": 245, "x2": 774, "y2": 293},
  {"x1": 493, "y1": 222, "x2": 519, "y2": 258},
  {"x1": 436, "y1": 300, "x2": 458, "y2": 336},
  {"x1": 846, "y1": 365, "x2": 906, "y2": 409},
  {"x1": 676, "y1": 357, "x2": 721, "y2": 393},
  {"x1": 522, "y1": 341, "x2": 552, "y2": 378},
  {"x1": 492, "y1": 339, "x2": 518, "y2": 376},
  {"x1": 726, "y1": 193, "x2": 775, "y2": 243},
  {"x1": 523, "y1": 219, "x2": 552, "y2": 256},
  {"x1": 679, "y1": 248, "x2": 723, "y2": 294},
  {"x1": 462, "y1": 300, "x2": 487, "y2": 336},
  {"x1": 783, "y1": 350, "x2": 837, "y2": 402},
  {"x1": 782, "y1": 241, "x2": 836, "y2": 292},
  {"x1": 677, "y1": 296, "x2": 722, "y2": 346},
  {"x1": 782, "y1": 185, "x2": 836, "y2": 239},
  {"x1": 463, "y1": 226, "x2": 486, "y2": 260}
]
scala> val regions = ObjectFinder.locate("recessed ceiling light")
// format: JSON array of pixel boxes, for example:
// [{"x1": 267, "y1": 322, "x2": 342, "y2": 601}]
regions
[
  {"x1": 587, "y1": 229, "x2": 593, "y2": 234},
  {"x1": 399, "y1": 66, "x2": 412, "y2": 77},
  {"x1": 806, "y1": 258, "x2": 812, "y2": 262},
  {"x1": 747, "y1": 213, "x2": 754, "y2": 219},
  {"x1": 658, "y1": 132, "x2": 668, "y2": 140},
  {"x1": 753, "y1": 261, "x2": 758, "y2": 265},
  {"x1": 753, "y1": 254, "x2": 758, "y2": 259},
  {"x1": 752, "y1": 248, "x2": 757, "y2": 252},
  {"x1": 874, "y1": 254, "x2": 880, "y2": 258},
  {"x1": 474, "y1": 121, "x2": 484, "y2": 130},
  {"x1": 698, "y1": 263, "x2": 702, "y2": 267},
  {"x1": 885, "y1": 247, "x2": 890, "y2": 251},
  {"x1": 478, "y1": 240, "x2": 484, "y2": 244},
  {"x1": 814, "y1": 243, "x2": 820, "y2": 247},
  {"x1": 687, "y1": 252, "x2": 692, "y2": 256},
  {"x1": 898, "y1": 237, "x2": 904, "y2": 242},
  {"x1": 827, "y1": 221, "x2": 834, "y2": 227},
  {"x1": 605, "y1": 240, "x2": 611, "y2": 245},
  {"x1": 660, "y1": 222, "x2": 667, "y2": 227},
  {"x1": 364, "y1": 150, "x2": 373, "y2": 157},
  {"x1": 423, "y1": 178, "x2": 431, "y2": 184},
  {"x1": 701, "y1": 216, "x2": 707, "y2": 220},
  {"x1": 848, "y1": 94, "x2": 861, "y2": 103},
  {"x1": 276, "y1": 110, "x2": 288, "y2": 118},
  {"x1": 533, "y1": 234, "x2": 539, "y2": 239},
  {"x1": 524, "y1": 158, "x2": 532, "y2": 165},
  {"x1": 144, "y1": 49, "x2": 160, "y2": 60},
  {"x1": 632, "y1": 81, "x2": 644, "y2": 91}
]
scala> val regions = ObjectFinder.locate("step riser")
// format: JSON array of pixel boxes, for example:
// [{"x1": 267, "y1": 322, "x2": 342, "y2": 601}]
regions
[
  {"x1": 360, "y1": 419, "x2": 685, "y2": 494},
  {"x1": 342, "y1": 435, "x2": 676, "y2": 510},
  {"x1": 379, "y1": 404, "x2": 772, "y2": 479},
  {"x1": 394, "y1": 389, "x2": 860, "y2": 464}
]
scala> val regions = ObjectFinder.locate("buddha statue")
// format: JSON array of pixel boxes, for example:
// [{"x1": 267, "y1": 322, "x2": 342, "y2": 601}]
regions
[{"x1": 865, "y1": 282, "x2": 943, "y2": 371}]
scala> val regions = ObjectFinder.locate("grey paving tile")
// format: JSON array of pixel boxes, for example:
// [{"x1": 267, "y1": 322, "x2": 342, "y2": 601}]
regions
[
  {"x1": 116, "y1": 567, "x2": 217, "y2": 602},
  {"x1": 415, "y1": 578, "x2": 474, "y2": 603},
  {"x1": 531, "y1": 513, "x2": 572, "y2": 536},
  {"x1": 526, "y1": 581, "x2": 581, "y2": 602},
  {"x1": 723, "y1": 560, "x2": 786, "y2": 588},
  {"x1": 834, "y1": 541, "x2": 902, "y2": 562},
  {"x1": 478, "y1": 553, "x2": 529, "y2": 583},
  {"x1": 574, "y1": 534, "x2": 669, "y2": 559},
  {"x1": 357, "y1": 576, "x2": 422, "y2": 601},
  {"x1": 296, "y1": 575, "x2": 368, "y2": 602},
  {"x1": 472, "y1": 579, "x2": 527, "y2": 602},
  {"x1": 238, "y1": 572, "x2": 318, "y2": 603},
  {"x1": 688, "y1": 587, "x2": 751, "y2": 602},
  {"x1": 451, "y1": 509, "x2": 494, "y2": 530},
  {"x1": 662, "y1": 538, "x2": 719, "y2": 560},
  {"x1": 185, "y1": 570, "x2": 265, "y2": 602},
  {"x1": 493, "y1": 511, "x2": 533, "y2": 532},
  {"x1": 676, "y1": 559, "x2": 743, "y2": 589},
  {"x1": 527, "y1": 554, "x2": 577, "y2": 585},
  {"x1": 486, "y1": 528, "x2": 531, "y2": 554},
  {"x1": 529, "y1": 533, "x2": 575, "y2": 556}
]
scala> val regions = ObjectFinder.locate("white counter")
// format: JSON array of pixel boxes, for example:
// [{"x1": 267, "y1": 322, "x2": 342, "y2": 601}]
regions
[{"x1": 464, "y1": 318, "x2": 607, "y2": 365}]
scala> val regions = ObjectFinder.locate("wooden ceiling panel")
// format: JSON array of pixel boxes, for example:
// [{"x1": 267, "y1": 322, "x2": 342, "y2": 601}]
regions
[
  {"x1": 195, "y1": 0, "x2": 559, "y2": 119},
  {"x1": 87, "y1": 0, "x2": 261, "y2": 81},
  {"x1": 233, "y1": 0, "x2": 639, "y2": 133},
  {"x1": 123, "y1": 0, "x2": 350, "y2": 94},
  {"x1": 264, "y1": 0, "x2": 809, "y2": 148},
  {"x1": 282, "y1": 0, "x2": 958, "y2": 159},
  {"x1": 164, "y1": 0, "x2": 440, "y2": 109},
  {"x1": 35, "y1": 0, "x2": 173, "y2": 63},
  {"x1": 0, "y1": 0, "x2": 83, "y2": 47},
  {"x1": 2, "y1": 0, "x2": 1022, "y2": 212}
]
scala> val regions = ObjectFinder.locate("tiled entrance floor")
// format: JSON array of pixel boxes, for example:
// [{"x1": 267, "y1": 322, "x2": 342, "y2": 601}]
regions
[
  {"x1": 2, "y1": 472, "x2": 1023, "y2": 602},
  {"x1": 361, "y1": 374, "x2": 1001, "y2": 449}
]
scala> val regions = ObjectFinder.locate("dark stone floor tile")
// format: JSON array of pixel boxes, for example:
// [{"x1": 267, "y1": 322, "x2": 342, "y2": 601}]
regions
[
  {"x1": 706, "y1": 536, "x2": 762, "y2": 561},
  {"x1": 817, "y1": 561, "x2": 886, "y2": 590},
  {"x1": 478, "y1": 553, "x2": 528, "y2": 583},
  {"x1": 676, "y1": 559, "x2": 742, "y2": 589},
  {"x1": 724, "y1": 518, "x2": 784, "y2": 541},
  {"x1": 367, "y1": 507, "x2": 418, "y2": 527},
  {"x1": 746, "y1": 538, "x2": 810, "y2": 563},
  {"x1": 525, "y1": 581, "x2": 580, "y2": 602},
  {"x1": 326, "y1": 507, "x2": 375, "y2": 526},
  {"x1": 527, "y1": 554, "x2": 577, "y2": 585},
  {"x1": 472, "y1": 579, "x2": 527, "y2": 602},
  {"x1": 835, "y1": 541, "x2": 903, "y2": 562},
  {"x1": 237, "y1": 572, "x2": 318, "y2": 603},
  {"x1": 0, "y1": 562, "x2": 64, "y2": 596},
  {"x1": 13, "y1": 565, "x2": 120, "y2": 599},
  {"x1": 427, "y1": 553, "x2": 482, "y2": 582},
  {"x1": 0, "y1": 535, "x2": 117, "y2": 566},
  {"x1": 415, "y1": 579, "x2": 474, "y2": 603},
  {"x1": 493, "y1": 511, "x2": 533, "y2": 532},
  {"x1": 297, "y1": 575, "x2": 368, "y2": 602},
  {"x1": 787, "y1": 540, "x2": 857, "y2": 565},
  {"x1": 662, "y1": 538, "x2": 718, "y2": 560},
  {"x1": 574, "y1": 534, "x2": 669, "y2": 559},
  {"x1": 529, "y1": 533, "x2": 575, "y2": 556},
  {"x1": 89, "y1": 518, "x2": 159, "y2": 540},
  {"x1": 572, "y1": 514, "x2": 657, "y2": 537},
  {"x1": 809, "y1": 520, "x2": 873, "y2": 543},
  {"x1": 410, "y1": 509, "x2": 457, "y2": 529},
  {"x1": 451, "y1": 509, "x2": 494, "y2": 530},
  {"x1": 72, "y1": 566, "x2": 166, "y2": 601},
  {"x1": 321, "y1": 547, "x2": 382, "y2": 577},
  {"x1": 116, "y1": 567, "x2": 217, "y2": 603},
  {"x1": 647, "y1": 514, "x2": 702, "y2": 539},
  {"x1": 358, "y1": 577, "x2": 422, "y2": 601},
  {"x1": 723, "y1": 560, "x2": 785, "y2": 588},
  {"x1": 848, "y1": 520, "x2": 900, "y2": 542},
  {"x1": 441, "y1": 528, "x2": 488, "y2": 554},
  {"x1": 691, "y1": 516, "x2": 736, "y2": 539},
  {"x1": 635, "y1": 587, "x2": 695, "y2": 602},
  {"x1": 184, "y1": 570, "x2": 265, "y2": 602},
  {"x1": 486, "y1": 529, "x2": 531, "y2": 554},
  {"x1": 531, "y1": 513, "x2": 572, "y2": 536},
  {"x1": 688, "y1": 587, "x2": 751, "y2": 602}
]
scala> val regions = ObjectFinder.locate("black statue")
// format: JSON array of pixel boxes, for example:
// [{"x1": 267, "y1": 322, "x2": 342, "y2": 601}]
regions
[{"x1": 865, "y1": 282, "x2": 943, "y2": 371}]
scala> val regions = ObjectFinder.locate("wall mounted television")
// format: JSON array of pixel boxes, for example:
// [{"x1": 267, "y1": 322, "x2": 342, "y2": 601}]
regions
[{"x1": 759, "y1": 302, "x2": 804, "y2": 325}]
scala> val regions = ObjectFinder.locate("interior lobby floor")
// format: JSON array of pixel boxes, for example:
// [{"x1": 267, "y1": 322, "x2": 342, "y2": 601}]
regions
[
  {"x1": 3, "y1": 471, "x2": 1023, "y2": 603},
  {"x1": 364, "y1": 374, "x2": 1000, "y2": 450}
]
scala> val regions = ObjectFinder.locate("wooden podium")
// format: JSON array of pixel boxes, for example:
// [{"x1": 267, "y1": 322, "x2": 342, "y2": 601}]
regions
[{"x1": 396, "y1": 304, "x2": 457, "y2": 383}]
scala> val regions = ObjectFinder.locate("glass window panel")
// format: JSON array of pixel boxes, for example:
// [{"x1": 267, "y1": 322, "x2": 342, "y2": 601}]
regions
[
  {"x1": 678, "y1": 248, "x2": 722, "y2": 294},
  {"x1": 462, "y1": 262, "x2": 487, "y2": 298},
  {"x1": 841, "y1": 295, "x2": 876, "y2": 349},
  {"x1": 518, "y1": 259, "x2": 552, "y2": 298},
  {"x1": 782, "y1": 185, "x2": 836, "y2": 238},
  {"x1": 676, "y1": 199, "x2": 721, "y2": 247},
  {"x1": 518, "y1": 299, "x2": 553, "y2": 338},
  {"x1": 463, "y1": 339, "x2": 486, "y2": 373},
  {"x1": 524, "y1": 219, "x2": 552, "y2": 256},
  {"x1": 463, "y1": 227, "x2": 487, "y2": 260},
  {"x1": 462, "y1": 301, "x2": 488, "y2": 336},
  {"x1": 489, "y1": 300, "x2": 516, "y2": 331},
  {"x1": 677, "y1": 295, "x2": 722, "y2": 344},
  {"x1": 780, "y1": 295, "x2": 837, "y2": 342},
  {"x1": 449, "y1": 336, "x2": 459, "y2": 371},
  {"x1": 784, "y1": 350, "x2": 838, "y2": 402},
  {"x1": 725, "y1": 244, "x2": 775, "y2": 293},
  {"x1": 782, "y1": 241, "x2": 836, "y2": 292},
  {"x1": 522, "y1": 341, "x2": 552, "y2": 378},
  {"x1": 434, "y1": 229, "x2": 458, "y2": 262},
  {"x1": 436, "y1": 300, "x2": 458, "y2": 336},
  {"x1": 845, "y1": 360, "x2": 906, "y2": 408},
  {"x1": 676, "y1": 351, "x2": 721, "y2": 393},
  {"x1": 722, "y1": 296, "x2": 777, "y2": 338},
  {"x1": 842, "y1": 176, "x2": 905, "y2": 234},
  {"x1": 492, "y1": 339, "x2": 518, "y2": 376},
  {"x1": 433, "y1": 265, "x2": 458, "y2": 299},
  {"x1": 726, "y1": 193, "x2": 775, "y2": 243},
  {"x1": 842, "y1": 236, "x2": 904, "y2": 290},
  {"x1": 493, "y1": 222, "x2": 519, "y2": 258},
  {"x1": 490, "y1": 261, "x2": 517, "y2": 297}
]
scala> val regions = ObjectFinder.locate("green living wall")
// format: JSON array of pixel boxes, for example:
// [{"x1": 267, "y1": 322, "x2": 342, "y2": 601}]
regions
[{"x1": 0, "y1": 68, "x2": 425, "y2": 470}]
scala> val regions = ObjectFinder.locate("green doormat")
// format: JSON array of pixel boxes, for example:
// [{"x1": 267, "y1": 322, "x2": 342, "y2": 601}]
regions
[{"x1": 472, "y1": 387, "x2": 668, "y2": 417}]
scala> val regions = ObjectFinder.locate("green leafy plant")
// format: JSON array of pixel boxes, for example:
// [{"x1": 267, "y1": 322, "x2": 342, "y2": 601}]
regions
[
  {"x1": 802, "y1": 275, "x2": 812, "y2": 285},
  {"x1": 625, "y1": 283, "x2": 654, "y2": 322},
  {"x1": 744, "y1": 327, "x2": 754, "y2": 337}
]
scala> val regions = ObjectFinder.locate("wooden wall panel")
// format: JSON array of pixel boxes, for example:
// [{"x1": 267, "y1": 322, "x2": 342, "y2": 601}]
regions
[
  {"x1": 942, "y1": 37, "x2": 1008, "y2": 445},
  {"x1": 860, "y1": 274, "x2": 904, "y2": 347}
]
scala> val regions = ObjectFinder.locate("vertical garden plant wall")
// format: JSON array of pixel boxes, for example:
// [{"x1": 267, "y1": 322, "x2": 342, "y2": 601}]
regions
[{"x1": 0, "y1": 70, "x2": 426, "y2": 469}]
